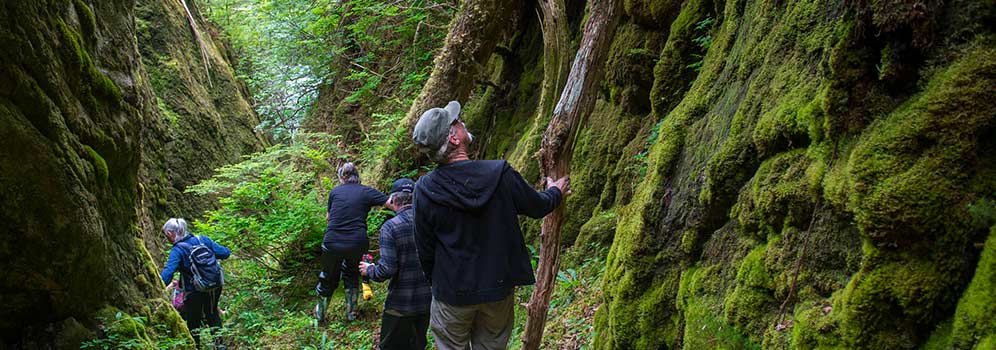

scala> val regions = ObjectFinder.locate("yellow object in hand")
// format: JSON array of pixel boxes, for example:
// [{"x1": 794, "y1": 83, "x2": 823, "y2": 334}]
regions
[{"x1": 362, "y1": 283, "x2": 373, "y2": 301}]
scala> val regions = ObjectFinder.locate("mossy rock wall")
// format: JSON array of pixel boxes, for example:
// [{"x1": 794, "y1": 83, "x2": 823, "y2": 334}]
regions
[
  {"x1": 0, "y1": 0, "x2": 263, "y2": 348},
  {"x1": 593, "y1": 0, "x2": 996, "y2": 348},
  {"x1": 313, "y1": 0, "x2": 993, "y2": 347},
  {"x1": 134, "y1": 0, "x2": 267, "y2": 258}
]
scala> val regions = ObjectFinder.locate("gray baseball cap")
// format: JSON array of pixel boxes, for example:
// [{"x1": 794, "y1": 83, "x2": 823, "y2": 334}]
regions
[{"x1": 413, "y1": 100, "x2": 461, "y2": 154}]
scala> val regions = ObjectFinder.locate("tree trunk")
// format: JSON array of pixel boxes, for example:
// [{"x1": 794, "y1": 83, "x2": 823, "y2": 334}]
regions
[
  {"x1": 402, "y1": 0, "x2": 522, "y2": 132},
  {"x1": 534, "y1": 0, "x2": 571, "y2": 125},
  {"x1": 521, "y1": 0, "x2": 621, "y2": 348},
  {"x1": 370, "y1": 0, "x2": 523, "y2": 181}
]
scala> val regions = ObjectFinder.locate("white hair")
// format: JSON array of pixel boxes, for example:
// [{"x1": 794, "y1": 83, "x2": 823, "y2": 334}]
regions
[
  {"x1": 389, "y1": 191, "x2": 413, "y2": 207},
  {"x1": 337, "y1": 162, "x2": 361, "y2": 184},
  {"x1": 428, "y1": 125, "x2": 463, "y2": 163},
  {"x1": 162, "y1": 218, "x2": 189, "y2": 239}
]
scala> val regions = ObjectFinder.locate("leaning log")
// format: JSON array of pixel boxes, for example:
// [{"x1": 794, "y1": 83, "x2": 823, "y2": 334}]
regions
[{"x1": 521, "y1": 0, "x2": 621, "y2": 348}]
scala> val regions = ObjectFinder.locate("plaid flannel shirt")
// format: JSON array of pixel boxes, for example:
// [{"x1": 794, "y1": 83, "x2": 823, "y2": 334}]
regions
[{"x1": 366, "y1": 207, "x2": 431, "y2": 315}]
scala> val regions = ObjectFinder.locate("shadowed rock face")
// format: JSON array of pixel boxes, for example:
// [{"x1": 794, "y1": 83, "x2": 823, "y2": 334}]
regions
[{"x1": 0, "y1": 0, "x2": 263, "y2": 347}]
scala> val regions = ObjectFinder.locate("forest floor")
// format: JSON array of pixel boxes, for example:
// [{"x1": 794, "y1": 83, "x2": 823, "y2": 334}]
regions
[{"x1": 211, "y1": 246, "x2": 605, "y2": 349}]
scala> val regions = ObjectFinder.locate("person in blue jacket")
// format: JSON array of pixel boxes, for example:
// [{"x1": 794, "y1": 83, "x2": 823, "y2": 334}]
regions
[{"x1": 160, "y1": 217, "x2": 231, "y2": 347}]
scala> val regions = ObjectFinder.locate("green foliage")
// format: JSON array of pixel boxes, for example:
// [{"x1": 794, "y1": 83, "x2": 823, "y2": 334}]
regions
[
  {"x1": 530, "y1": 248, "x2": 606, "y2": 349},
  {"x1": 686, "y1": 17, "x2": 714, "y2": 73},
  {"x1": 357, "y1": 110, "x2": 415, "y2": 183},
  {"x1": 629, "y1": 118, "x2": 665, "y2": 177},
  {"x1": 199, "y1": 0, "x2": 453, "y2": 141},
  {"x1": 80, "y1": 309, "x2": 191, "y2": 350},
  {"x1": 155, "y1": 98, "x2": 180, "y2": 129},
  {"x1": 188, "y1": 133, "x2": 340, "y2": 269},
  {"x1": 186, "y1": 132, "x2": 404, "y2": 348}
]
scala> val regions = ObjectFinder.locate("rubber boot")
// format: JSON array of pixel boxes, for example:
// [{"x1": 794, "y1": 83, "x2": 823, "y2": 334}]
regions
[
  {"x1": 344, "y1": 288, "x2": 359, "y2": 321},
  {"x1": 314, "y1": 295, "x2": 329, "y2": 323}
]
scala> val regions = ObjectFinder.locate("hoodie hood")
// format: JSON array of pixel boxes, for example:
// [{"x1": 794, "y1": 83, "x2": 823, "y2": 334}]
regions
[{"x1": 417, "y1": 160, "x2": 507, "y2": 211}]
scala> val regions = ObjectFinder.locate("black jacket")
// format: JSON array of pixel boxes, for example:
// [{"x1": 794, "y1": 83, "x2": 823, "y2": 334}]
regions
[{"x1": 413, "y1": 160, "x2": 562, "y2": 305}]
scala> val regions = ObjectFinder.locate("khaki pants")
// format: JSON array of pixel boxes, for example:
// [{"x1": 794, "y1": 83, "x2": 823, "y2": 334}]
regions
[{"x1": 429, "y1": 294, "x2": 514, "y2": 350}]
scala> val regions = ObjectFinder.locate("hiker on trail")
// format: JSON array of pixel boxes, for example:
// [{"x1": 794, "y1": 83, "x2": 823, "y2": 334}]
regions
[
  {"x1": 359, "y1": 178, "x2": 432, "y2": 350},
  {"x1": 316, "y1": 162, "x2": 389, "y2": 322},
  {"x1": 160, "y1": 218, "x2": 231, "y2": 348},
  {"x1": 412, "y1": 101, "x2": 568, "y2": 349}
]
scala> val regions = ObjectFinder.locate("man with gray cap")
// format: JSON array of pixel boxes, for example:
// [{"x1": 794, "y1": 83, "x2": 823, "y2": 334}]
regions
[{"x1": 412, "y1": 101, "x2": 568, "y2": 349}]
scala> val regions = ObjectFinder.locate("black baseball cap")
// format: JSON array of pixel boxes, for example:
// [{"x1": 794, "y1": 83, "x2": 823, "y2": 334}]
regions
[{"x1": 391, "y1": 178, "x2": 415, "y2": 194}]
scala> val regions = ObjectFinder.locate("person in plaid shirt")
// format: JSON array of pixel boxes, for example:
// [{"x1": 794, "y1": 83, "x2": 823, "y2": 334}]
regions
[{"x1": 360, "y1": 178, "x2": 431, "y2": 349}]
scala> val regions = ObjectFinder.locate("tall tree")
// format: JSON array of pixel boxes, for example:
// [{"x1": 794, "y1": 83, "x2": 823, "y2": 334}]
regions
[
  {"x1": 521, "y1": 0, "x2": 622, "y2": 348},
  {"x1": 369, "y1": 0, "x2": 524, "y2": 181}
]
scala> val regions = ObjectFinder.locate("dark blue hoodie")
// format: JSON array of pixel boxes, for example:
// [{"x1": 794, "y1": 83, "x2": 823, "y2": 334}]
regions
[{"x1": 413, "y1": 160, "x2": 562, "y2": 305}]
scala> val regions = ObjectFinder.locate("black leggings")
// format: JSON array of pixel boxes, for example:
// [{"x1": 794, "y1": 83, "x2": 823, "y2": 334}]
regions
[
  {"x1": 380, "y1": 312, "x2": 430, "y2": 350},
  {"x1": 182, "y1": 288, "x2": 222, "y2": 345},
  {"x1": 317, "y1": 240, "x2": 368, "y2": 297}
]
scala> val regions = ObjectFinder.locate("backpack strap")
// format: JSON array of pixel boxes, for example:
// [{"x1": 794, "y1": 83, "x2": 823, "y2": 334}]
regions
[{"x1": 175, "y1": 236, "x2": 204, "y2": 250}]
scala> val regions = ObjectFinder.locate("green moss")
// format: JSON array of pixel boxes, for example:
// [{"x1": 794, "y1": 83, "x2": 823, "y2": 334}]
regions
[
  {"x1": 837, "y1": 252, "x2": 964, "y2": 348},
  {"x1": 676, "y1": 265, "x2": 759, "y2": 349},
  {"x1": 604, "y1": 23, "x2": 665, "y2": 115},
  {"x1": 976, "y1": 336, "x2": 996, "y2": 350},
  {"x1": 623, "y1": 0, "x2": 683, "y2": 27},
  {"x1": 845, "y1": 38, "x2": 996, "y2": 244},
  {"x1": 157, "y1": 98, "x2": 181, "y2": 129},
  {"x1": 791, "y1": 300, "x2": 846, "y2": 350},
  {"x1": 73, "y1": 0, "x2": 97, "y2": 44},
  {"x1": 55, "y1": 317, "x2": 94, "y2": 349},
  {"x1": 921, "y1": 318, "x2": 953, "y2": 350},
  {"x1": 823, "y1": 37, "x2": 996, "y2": 348},
  {"x1": 868, "y1": 0, "x2": 940, "y2": 48},
  {"x1": 598, "y1": 111, "x2": 687, "y2": 349},
  {"x1": 685, "y1": 296, "x2": 761, "y2": 349},
  {"x1": 648, "y1": 0, "x2": 714, "y2": 118},
  {"x1": 83, "y1": 145, "x2": 109, "y2": 182},
  {"x1": 731, "y1": 149, "x2": 816, "y2": 240},
  {"x1": 574, "y1": 209, "x2": 618, "y2": 254},
  {"x1": 752, "y1": 87, "x2": 824, "y2": 157},
  {"x1": 82, "y1": 271, "x2": 191, "y2": 347},
  {"x1": 560, "y1": 101, "x2": 646, "y2": 244},
  {"x1": 56, "y1": 18, "x2": 122, "y2": 105},
  {"x1": 949, "y1": 226, "x2": 996, "y2": 348},
  {"x1": 723, "y1": 244, "x2": 775, "y2": 341},
  {"x1": 92, "y1": 307, "x2": 154, "y2": 346}
]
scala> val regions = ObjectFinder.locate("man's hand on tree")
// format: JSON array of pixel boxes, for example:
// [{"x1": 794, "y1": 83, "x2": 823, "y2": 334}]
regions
[{"x1": 546, "y1": 176, "x2": 570, "y2": 195}]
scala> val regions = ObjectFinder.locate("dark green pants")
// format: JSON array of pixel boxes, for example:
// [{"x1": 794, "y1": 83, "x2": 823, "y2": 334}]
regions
[{"x1": 380, "y1": 310, "x2": 429, "y2": 350}]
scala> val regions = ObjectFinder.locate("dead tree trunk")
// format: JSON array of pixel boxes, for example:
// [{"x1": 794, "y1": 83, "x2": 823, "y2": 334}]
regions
[
  {"x1": 533, "y1": 0, "x2": 571, "y2": 124},
  {"x1": 521, "y1": 0, "x2": 621, "y2": 348}
]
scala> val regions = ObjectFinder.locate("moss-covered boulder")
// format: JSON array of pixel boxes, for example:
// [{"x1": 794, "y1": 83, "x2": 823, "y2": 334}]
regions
[{"x1": 0, "y1": 0, "x2": 263, "y2": 347}]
